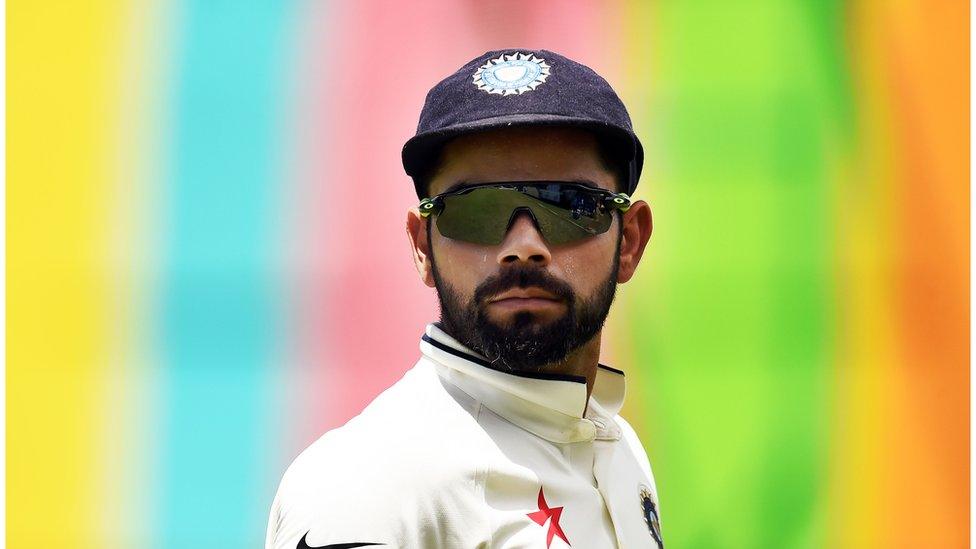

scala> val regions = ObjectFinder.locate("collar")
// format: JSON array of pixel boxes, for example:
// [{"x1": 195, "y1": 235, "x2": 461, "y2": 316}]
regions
[{"x1": 420, "y1": 323, "x2": 626, "y2": 443}]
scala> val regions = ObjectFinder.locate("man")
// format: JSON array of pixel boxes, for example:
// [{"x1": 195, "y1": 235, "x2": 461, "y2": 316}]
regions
[{"x1": 266, "y1": 49, "x2": 660, "y2": 548}]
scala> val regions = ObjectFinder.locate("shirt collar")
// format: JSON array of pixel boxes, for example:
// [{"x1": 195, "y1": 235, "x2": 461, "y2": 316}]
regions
[{"x1": 419, "y1": 323, "x2": 626, "y2": 443}]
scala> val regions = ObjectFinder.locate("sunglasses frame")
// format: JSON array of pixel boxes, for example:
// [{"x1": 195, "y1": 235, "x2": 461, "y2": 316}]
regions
[
  {"x1": 416, "y1": 181, "x2": 632, "y2": 245},
  {"x1": 418, "y1": 181, "x2": 631, "y2": 219}
]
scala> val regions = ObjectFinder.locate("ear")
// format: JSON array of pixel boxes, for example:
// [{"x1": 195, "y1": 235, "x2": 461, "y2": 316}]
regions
[
  {"x1": 406, "y1": 207, "x2": 436, "y2": 288},
  {"x1": 616, "y1": 200, "x2": 652, "y2": 284}
]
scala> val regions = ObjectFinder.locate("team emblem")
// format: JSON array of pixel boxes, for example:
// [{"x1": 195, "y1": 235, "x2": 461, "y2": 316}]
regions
[
  {"x1": 473, "y1": 52, "x2": 551, "y2": 96},
  {"x1": 639, "y1": 484, "x2": 664, "y2": 547}
]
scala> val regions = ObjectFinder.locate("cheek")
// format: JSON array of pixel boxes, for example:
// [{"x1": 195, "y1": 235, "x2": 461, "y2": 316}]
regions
[
  {"x1": 432, "y1": 235, "x2": 494, "y2": 293},
  {"x1": 551, "y1": 233, "x2": 617, "y2": 294}
]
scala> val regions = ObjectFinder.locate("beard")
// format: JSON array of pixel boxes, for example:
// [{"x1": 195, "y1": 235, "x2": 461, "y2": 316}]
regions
[{"x1": 429, "y1": 228, "x2": 621, "y2": 374}]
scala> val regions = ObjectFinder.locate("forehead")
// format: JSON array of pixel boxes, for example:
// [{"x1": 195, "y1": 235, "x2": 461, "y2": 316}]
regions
[{"x1": 427, "y1": 126, "x2": 614, "y2": 196}]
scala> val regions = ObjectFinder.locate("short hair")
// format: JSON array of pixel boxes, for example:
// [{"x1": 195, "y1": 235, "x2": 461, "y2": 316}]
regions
[{"x1": 413, "y1": 131, "x2": 628, "y2": 198}]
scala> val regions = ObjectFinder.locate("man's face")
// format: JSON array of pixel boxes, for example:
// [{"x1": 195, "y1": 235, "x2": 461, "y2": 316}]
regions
[{"x1": 424, "y1": 126, "x2": 622, "y2": 373}]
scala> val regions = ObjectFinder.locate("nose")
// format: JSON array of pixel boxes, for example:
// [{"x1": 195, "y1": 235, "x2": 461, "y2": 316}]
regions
[{"x1": 496, "y1": 209, "x2": 551, "y2": 266}]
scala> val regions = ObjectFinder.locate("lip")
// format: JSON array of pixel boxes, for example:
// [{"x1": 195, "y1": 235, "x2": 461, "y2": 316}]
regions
[
  {"x1": 489, "y1": 287, "x2": 561, "y2": 303},
  {"x1": 487, "y1": 287, "x2": 564, "y2": 313},
  {"x1": 488, "y1": 297, "x2": 565, "y2": 312}
]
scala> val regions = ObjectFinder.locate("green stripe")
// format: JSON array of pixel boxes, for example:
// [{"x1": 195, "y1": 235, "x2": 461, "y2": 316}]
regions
[{"x1": 621, "y1": 2, "x2": 853, "y2": 547}]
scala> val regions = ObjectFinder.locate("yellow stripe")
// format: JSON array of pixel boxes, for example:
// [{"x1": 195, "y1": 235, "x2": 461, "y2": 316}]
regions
[{"x1": 8, "y1": 1, "x2": 123, "y2": 545}]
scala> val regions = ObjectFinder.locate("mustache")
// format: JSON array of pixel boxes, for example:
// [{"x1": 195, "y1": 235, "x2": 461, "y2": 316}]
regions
[{"x1": 473, "y1": 265, "x2": 575, "y2": 305}]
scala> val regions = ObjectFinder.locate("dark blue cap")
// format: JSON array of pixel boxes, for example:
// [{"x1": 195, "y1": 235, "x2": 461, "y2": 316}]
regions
[{"x1": 402, "y1": 49, "x2": 644, "y2": 198}]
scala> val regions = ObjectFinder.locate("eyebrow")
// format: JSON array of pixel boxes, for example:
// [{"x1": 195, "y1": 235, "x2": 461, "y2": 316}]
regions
[{"x1": 438, "y1": 179, "x2": 603, "y2": 195}]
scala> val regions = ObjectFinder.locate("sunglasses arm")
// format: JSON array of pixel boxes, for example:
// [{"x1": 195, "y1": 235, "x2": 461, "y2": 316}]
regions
[
  {"x1": 418, "y1": 197, "x2": 443, "y2": 218},
  {"x1": 607, "y1": 192, "x2": 632, "y2": 213}
]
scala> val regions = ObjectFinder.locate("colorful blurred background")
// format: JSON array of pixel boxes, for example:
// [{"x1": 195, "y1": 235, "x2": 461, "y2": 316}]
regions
[{"x1": 8, "y1": 1, "x2": 969, "y2": 547}]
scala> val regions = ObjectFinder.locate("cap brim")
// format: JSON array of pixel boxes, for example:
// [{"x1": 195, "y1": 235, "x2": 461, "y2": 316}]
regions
[{"x1": 402, "y1": 113, "x2": 643, "y2": 197}]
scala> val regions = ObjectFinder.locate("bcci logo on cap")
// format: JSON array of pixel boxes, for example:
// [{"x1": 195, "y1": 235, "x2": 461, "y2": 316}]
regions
[{"x1": 473, "y1": 52, "x2": 551, "y2": 96}]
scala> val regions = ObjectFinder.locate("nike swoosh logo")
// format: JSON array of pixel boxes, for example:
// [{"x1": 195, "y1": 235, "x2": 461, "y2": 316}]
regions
[{"x1": 296, "y1": 532, "x2": 385, "y2": 549}]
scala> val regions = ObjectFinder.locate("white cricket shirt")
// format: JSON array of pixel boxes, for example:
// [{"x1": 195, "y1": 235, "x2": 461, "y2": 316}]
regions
[{"x1": 266, "y1": 323, "x2": 663, "y2": 548}]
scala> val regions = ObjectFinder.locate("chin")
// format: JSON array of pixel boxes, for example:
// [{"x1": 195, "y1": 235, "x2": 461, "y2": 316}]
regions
[{"x1": 491, "y1": 311, "x2": 563, "y2": 332}]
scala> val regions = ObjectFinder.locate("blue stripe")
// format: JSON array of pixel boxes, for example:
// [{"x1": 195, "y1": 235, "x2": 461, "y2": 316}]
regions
[{"x1": 157, "y1": 2, "x2": 294, "y2": 545}]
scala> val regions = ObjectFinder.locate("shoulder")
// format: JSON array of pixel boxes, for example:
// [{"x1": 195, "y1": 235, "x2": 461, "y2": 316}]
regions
[
  {"x1": 614, "y1": 414, "x2": 659, "y2": 497},
  {"x1": 615, "y1": 415, "x2": 649, "y2": 469},
  {"x1": 293, "y1": 358, "x2": 489, "y2": 464},
  {"x1": 267, "y1": 360, "x2": 493, "y2": 548}
]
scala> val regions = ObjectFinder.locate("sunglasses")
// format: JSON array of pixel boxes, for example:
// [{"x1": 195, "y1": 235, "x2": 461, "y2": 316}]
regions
[{"x1": 418, "y1": 181, "x2": 631, "y2": 245}]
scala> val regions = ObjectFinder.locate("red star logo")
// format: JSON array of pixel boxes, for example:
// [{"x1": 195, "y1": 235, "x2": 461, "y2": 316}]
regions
[{"x1": 526, "y1": 487, "x2": 571, "y2": 547}]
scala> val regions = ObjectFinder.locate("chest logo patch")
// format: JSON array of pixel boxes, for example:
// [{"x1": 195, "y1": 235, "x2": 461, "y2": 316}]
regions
[
  {"x1": 473, "y1": 52, "x2": 551, "y2": 96},
  {"x1": 527, "y1": 487, "x2": 571, "y2": 547},
  {"x1": 639, "y1": 484, "x2": 664, "y2": 547}
]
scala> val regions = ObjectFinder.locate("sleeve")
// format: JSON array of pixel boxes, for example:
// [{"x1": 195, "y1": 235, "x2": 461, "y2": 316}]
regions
[
  {"x1": 263, "y1": 442, "x2": 487, "y2": 549},
  {"x1": 264, "y1": 460, "x2": 406, "y2": 549},
  {"x1": 264, "y1": 490, "x2": 282, "y2": 549}
]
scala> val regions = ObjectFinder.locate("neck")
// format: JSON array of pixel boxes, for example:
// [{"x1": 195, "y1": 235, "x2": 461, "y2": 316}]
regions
[{"x1": 544, "y1": 330, "x2": 603, "y2": 416}]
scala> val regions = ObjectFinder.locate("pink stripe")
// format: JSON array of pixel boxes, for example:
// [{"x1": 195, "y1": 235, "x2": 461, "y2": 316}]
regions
[{"x1": 290, "y1": 1, "x2": 625, "y2": 441}]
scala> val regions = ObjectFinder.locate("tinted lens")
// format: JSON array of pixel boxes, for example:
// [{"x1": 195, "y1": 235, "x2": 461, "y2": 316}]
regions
[
  {"x1": 522, "y1": 183, "x2": 614, "y2": 244},
  {"x1": 434, "y1": 185, "x2": 614, "y2": 245},
  {"x1": 436, "y1": 187, "x2": 524, "y2": 245},
  {"x1": 531, "y1": 199, "x2": 614, "y2": 244}
]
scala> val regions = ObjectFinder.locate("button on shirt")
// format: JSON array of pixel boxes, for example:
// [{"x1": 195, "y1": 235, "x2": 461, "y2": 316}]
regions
[{"x1": 266, "y1": 324, "x2": 663, "y2": 548}]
